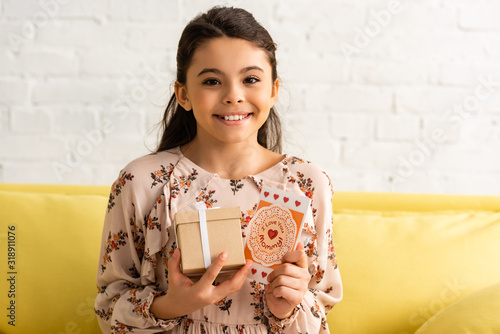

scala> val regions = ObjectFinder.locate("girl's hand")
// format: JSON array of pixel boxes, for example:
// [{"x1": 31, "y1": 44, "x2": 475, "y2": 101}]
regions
[
  {"x1": 264, "y1": 242, "x2": 310, "y2": 319},
  {"x1": 151, "y1": 248, "x2": 252, "y2": 319}
]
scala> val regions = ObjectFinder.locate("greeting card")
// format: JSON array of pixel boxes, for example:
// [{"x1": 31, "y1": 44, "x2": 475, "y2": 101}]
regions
[{"x1": 244, "y1": 186, "x2": 311, "y2": 283}]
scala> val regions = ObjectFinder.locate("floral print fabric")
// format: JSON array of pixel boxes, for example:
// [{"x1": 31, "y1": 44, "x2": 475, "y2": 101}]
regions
[{"x1": 95, "y1": 147, "x2": 342, "y2": 333}]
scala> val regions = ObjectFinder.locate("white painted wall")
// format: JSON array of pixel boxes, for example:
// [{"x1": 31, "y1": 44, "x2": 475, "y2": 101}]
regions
[{"x1": 1, "y1": 0, "x2": 499, "y2": 194}]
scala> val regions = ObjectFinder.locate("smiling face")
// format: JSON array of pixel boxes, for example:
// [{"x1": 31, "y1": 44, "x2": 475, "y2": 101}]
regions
[{"x1": 175, "y1": 37, "x2": 279, "y2": 148}]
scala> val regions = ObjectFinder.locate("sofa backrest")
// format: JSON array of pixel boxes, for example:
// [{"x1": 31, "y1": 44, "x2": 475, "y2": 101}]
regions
[
  {"x1": 0, "y1": 184, "x2": 109, "y2": 333},
  {"x1": 328, "y1": 191, "x2": 500, "y2": 334},
  {"x1": 1, "y1": 184, "x2": 499, "y2": 333}
]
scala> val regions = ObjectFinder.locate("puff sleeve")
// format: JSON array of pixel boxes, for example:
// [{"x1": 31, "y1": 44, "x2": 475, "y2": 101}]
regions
[{"x1": 95, "y1": 168, "x2": 178, "y2": 333}]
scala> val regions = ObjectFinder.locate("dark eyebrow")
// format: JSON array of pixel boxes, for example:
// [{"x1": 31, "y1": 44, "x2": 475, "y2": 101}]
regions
[
  {"x1": 241, "y1": 66, "x2": 264, "y2": 74},
  {"x1": 197, "y1": 66, "x2": 264, "y2": 77},
  {"x1": 197, "y1": 68, "x2": 223, "y2": 77}
]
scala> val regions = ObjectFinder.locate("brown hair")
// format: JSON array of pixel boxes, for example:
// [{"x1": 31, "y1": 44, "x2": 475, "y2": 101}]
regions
[{"x1": 155, "y1": 6, "x2": 282, "y2": 153}]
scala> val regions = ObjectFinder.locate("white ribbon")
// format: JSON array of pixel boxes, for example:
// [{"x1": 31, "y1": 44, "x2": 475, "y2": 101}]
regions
[{"x1": 194, "y1": 202, "x2": 212, "y2": 269}]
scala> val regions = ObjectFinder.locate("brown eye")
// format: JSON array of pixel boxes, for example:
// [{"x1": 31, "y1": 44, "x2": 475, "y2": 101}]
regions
[
  {"x1": 203, "y1": 78, "x2": 220, "y2": 85},
  {"x1": 244, "y1": 76, "x2": 260, "y2": 84}
]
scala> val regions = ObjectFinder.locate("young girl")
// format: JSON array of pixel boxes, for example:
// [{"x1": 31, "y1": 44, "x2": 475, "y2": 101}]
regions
[{"x1": 95, "y1": 6, "x2": 342, "y2": 333}]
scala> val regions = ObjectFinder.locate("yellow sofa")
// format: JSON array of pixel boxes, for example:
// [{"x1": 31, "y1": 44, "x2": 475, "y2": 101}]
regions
[{"x1": 1, "y1": 184, "x2": 499, "y2": 334}]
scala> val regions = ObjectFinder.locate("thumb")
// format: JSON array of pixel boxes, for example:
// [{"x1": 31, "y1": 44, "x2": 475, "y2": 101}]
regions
[{"x1": 295, "y1": 241, "x2": 308, "y2": 269}]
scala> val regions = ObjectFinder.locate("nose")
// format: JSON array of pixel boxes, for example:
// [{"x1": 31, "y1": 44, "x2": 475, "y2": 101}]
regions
[{"x1": 223, "y1": 82, "x2": 244, "y2": 105}]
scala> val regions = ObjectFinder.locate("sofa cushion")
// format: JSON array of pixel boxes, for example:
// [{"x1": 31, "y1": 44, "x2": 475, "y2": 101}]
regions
[
  {"x1": 327, "y1": 209, "x2": 500, "y2": 334},
  {"x1": 414, "y1": 282, "x2": 500, "y2": 334},
  {"x1": 0, "y1": 190, "x2": 106, "y2": 333}
]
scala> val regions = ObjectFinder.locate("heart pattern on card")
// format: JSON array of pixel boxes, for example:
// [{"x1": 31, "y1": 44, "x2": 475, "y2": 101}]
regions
[
  {"x1": 261, "y1": 188, "x2": 305, "y2": 210},
  {"x1": 261, "y1": 272, "x2": 267, "y2": 278},
  {"x1": 251, "y1": 268, "x2": 257, "y2": 275},
  {"x1": 267, "y1": 229, "x2": 278, "y2": 240}
]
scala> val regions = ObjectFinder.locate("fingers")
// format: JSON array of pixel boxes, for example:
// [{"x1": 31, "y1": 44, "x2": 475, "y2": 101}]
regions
[
  {"x1": 167, "y1": 248, "x2": 183, "y2": 282},
  {"x1": 164, "y1": 249, "x2": 250, "y2": 316},
  {"x1": 268, "y1": 241, "x2": 308, "y2": 283},
  {"x1": 266, "y1": 284, "x2": 304, "y2": 306},
  {"x1": 268, "y1": 263, "x2": 305, "y2": 283},
  {"x1": 267, "y1": 264, "x2": 309, "y2": 290},
  {"x1": 198, "y1": 252, "x2": 228, "y2": 286},
  {"x1": 199, "y1": 255, "x2": 251, "y2": 303},
  {"x1": 229, "y1": 259, "x2": 253, "y2": 285},
  {"x1": 265, "y1": 265, "x2": 309, "y2": 310},
  {"x1": 281, "y1": 242, "x2": 308, "y2": 269},
  {"x1": 265, "y1": 241, "x2": 309, "y2": 309},
  {"x1": 268, "y1": 267, "x2": 309, "y2": 289},
  {"x1": 216, "y1": 259, "x2": 253, "y2": 295},
  {"x1": 264, "y1": 263, "x2": 306, "y2": 318},
  {"x1": 229, "y1": 259, "x2": 253, "y2": 283}
]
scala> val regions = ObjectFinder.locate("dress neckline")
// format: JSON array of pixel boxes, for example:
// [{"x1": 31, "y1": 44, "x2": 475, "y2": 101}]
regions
[{"x1": 172, "y1": 146, "x2": 288, "y2": 181}]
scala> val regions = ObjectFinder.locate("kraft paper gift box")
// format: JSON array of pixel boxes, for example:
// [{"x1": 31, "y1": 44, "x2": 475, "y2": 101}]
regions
[{"x1": 174, "y1": 205, "x2": 246, "y2": 275}]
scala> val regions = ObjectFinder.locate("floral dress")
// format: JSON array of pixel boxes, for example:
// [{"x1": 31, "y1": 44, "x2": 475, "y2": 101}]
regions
[{"x1": 95, "y1": 147, "x2": 342, "y2": 333}]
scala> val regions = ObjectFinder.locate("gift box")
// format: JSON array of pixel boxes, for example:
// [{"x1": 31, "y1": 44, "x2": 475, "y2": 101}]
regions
[{"x1": 174, "y1": 206, "x2": 246, "y2": 275}]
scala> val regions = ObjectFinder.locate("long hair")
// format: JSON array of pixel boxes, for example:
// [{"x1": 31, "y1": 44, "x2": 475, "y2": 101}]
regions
[{"x1": 155, "y1": 6, "x2": 282, "y2": 153}]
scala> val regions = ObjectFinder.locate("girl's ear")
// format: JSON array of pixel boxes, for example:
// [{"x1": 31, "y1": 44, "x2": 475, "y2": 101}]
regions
[
  {"x1": 174, "y1": 81, "x2": 192, "y2": 111},
  {"x1": 271, "y1": 78, "x2": 280, "y2": 106}
]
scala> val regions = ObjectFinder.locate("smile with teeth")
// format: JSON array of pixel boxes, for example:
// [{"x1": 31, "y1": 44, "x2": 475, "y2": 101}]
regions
[{"x1": 217, "y1": 114, "x2": 251, "y2": 121}]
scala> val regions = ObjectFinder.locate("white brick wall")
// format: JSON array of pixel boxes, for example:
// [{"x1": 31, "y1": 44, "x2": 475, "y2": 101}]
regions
[{"x1": 1, "y1": 0, "x2": 499, "y2": 195}]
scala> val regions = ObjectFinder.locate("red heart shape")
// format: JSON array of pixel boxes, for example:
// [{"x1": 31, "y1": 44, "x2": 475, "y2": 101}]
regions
[
  {"x1": 283, "y1": 197, "x2": 289, "y2": 203},
  {"x1": 261, "y1": 272, "x2": 267, "y2": 278},
  {"x1": 295, "y1": 200, "x2": 301, "y2": 207},
  {"x1": 251, "y1": 269, "x2": 257, "y2": 275},
  {"x1": 268, "y1": 229, "x2": 278, "y2": 240},
  {"x1": 264, "y1": 191, "x2": 269, "y2": 197},
  {"x1": 274, "y1": 194, "x2": 279, "y2": 200}
]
